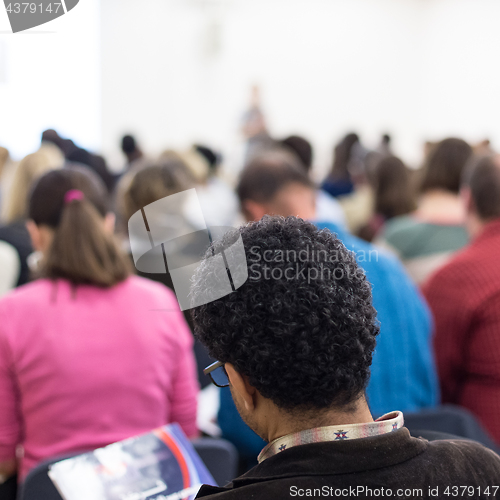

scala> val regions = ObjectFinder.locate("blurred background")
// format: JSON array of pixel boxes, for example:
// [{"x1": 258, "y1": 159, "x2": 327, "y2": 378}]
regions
[
  {"x1": 1, "y1": 0, "x2": 500, "y2": 173},
  {"x1": 3, "y1": 2, "x2": 500, "y2": 497}
]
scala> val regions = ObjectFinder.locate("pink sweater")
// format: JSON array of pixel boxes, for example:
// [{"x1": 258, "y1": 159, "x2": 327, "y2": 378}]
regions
[{"x1": 0, "y1": 276, "x2": 199, "y2": 479}]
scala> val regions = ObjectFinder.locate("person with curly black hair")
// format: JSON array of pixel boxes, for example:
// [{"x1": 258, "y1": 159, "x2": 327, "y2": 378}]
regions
[
  {"x1": 193, "y1": 215, "x2": 379, "y2": 414},
  {"x1": 216, "y1": 151, "x2": 438, "y2": 467},
  {"x1": 191, "y1": 216, "x2": 500, "y2": 500}
]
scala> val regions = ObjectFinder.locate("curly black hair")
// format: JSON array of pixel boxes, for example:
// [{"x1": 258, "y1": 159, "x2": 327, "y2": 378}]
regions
[{"x1": 191, "y1": 216, "x2": 379, "y2": 411}]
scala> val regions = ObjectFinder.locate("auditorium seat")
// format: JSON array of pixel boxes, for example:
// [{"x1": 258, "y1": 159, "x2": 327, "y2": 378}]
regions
[
  {"x1": 404, "y1": 404, "x2": 500, "y2": 453},
  {"x1": 18, "y1": 438, "x2": 239, "y2": 500}
]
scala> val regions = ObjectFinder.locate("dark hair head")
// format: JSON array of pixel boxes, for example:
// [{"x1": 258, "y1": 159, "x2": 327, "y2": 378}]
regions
[
  {"x1": 463, "y1": 155, "x2": 500, "y2": 221},
  {"x1": 237, "y1": 150, "x2": 314, "y2": 208},
  {"x1": 194, "y1": 144, "x2": 221, "y2": 173},
  {"x1": 280, "y1": 135, "x2": 313, "y2": 172},
  {"x1": 191, "y1": 215, "x2": 379, "y2": 412},
  {"x1": 29, "y1": 166, "x2": 131, "y2": 287},
  {"x1": 41, "y1": 129, "x2": 60, "y2": 144},
  {"x1": 373, "y1": 156, "x2": 416, "y2": 219},
  {"x1": 41, "y1": 129, "x2": 74, "y2": 156},
  {"x1": 420, "y1": 138, "x2": 473, "y2": 194},
  {"x1": 329, "y1": 133, "x2": 360, "y2": 180},
  {"x1": 121, "y1": 135, "x2": 138, "y2": 155}
]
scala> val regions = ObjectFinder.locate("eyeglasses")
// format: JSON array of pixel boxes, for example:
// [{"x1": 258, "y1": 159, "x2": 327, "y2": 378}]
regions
[{"x1": 203, "y1": 361, "x2": 230, "y2": 388}]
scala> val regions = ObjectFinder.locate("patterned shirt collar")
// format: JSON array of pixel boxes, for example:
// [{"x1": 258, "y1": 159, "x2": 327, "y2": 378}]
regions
[{"x1": 257, "y1": 411, "x2": 404, "y2": 463}]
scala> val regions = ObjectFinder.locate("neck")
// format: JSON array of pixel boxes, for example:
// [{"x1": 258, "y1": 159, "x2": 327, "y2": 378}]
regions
[
  {"x1": 415, "y1": 189, "x2": 465, "y2": 224},
  {"x1": 466, "y1": 213, "x2": 499, "y2": 240},
  {"x1": 265, "y1": 397, "x2": 374, "y2": 443}
]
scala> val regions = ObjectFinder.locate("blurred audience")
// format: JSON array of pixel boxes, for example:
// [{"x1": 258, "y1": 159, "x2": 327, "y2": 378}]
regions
[
  {"x1": 192, "y1": 216, "x2": 500, "y2": 500},
  {"x1": 193, "y1": 144, "x2": 240, "y2": 227},
  {"x1": 2, "y1": 151, "x2": 62, "y2": 223},
  {"x1": 118, "y1": 157, "x2": 216, "y2": 386},
  {"x1": 358, "y1": 156, "x2": 416, "y2": 241},
  {"x1": 0, "y1": 241, "x2": 19, "y2": 297},
  {"x1": 2, "y1": 117, "x2": 500, "y2": 494},
  {"x1": 473, "y1": 138, "x2": 495, "y2": 157},
  {"x1": 0, "y1": 147, "x2": 12, "y2": 218},
  {"x1": 328, "y1": 134, "x2": 375, "y2": 234},
  {"x1": 119, "y1": 155, "x2": 198, "y2": 303},
  {"x1": 240, "y1": 92, "x2": 348, "y2": 229},
  {"x1": 42, "y1": 129, "x2": 116, "y2": 191},
  {"x1": 377, "y1": 133, "x2": 393, "y2": 157},
  {"x1": 119, "y1": 156, "x2": 196, "y2": 224},
  {"x1": 226, "y1": 151, "x2": 437, "y2": 465},
  {"x1": 280, "y1": 135, "x2": 346, "y2": 228},
  {"x1": 0, "y1": 151, "x2": 61, "y2": 292},
  {"x1": 0, "y1": 147, "x2": 9, "y2": 179},
  {"x1": 38, "y1": 136, "x2": 65, "y2": 170},
  {"x1": 158, "y1": 147, "x2": 239, "y2": 227},
  {"x1": 241, "y1": 85, "x2": 276, "y2": 163},
  {"x1": 121, "y1": 134, "x2": 144, "y2": 170},
  {"x1": 280, "y1": 135, "x2": 312, "y2": 169},
  {"x1": 0, "y1": 166, "x2": 198, "y2": 482},
  {"x1": 378, "y1": 138, "x2": 472, "y2": 284},
  {"x1": 0, "y1": 148, "x2": 18, "y2": 296},
  {"x1": 423, "y1": 154, "x2": 500, "y2": 443},
  {"x1": 321, "y1": 133, "x2": 360, "y2": 198}
]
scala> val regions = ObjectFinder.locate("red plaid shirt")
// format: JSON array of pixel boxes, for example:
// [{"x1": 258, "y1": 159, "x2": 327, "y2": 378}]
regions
[{"x1": 423, "y1": 219, "x2": 500, "y2": 443}]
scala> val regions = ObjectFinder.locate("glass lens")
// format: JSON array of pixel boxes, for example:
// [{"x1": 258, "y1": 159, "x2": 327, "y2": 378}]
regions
[{"x1": 210, "y1": 365, "x2": 229, "y2": 387}]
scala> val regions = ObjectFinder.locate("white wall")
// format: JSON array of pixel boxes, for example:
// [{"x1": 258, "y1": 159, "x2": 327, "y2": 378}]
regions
[
  {"x1": 0, "y1": 0, "x2": 101, "y2": 160},
  {"x1": 100, "y1": 0, "x2": 500, "y2": 175},
  {"x1": 417, "y1": 0, "x2": 500, "y2": 150},
  {"x1": 2, "y1": 0, "x2": 500, "y2": 171}
]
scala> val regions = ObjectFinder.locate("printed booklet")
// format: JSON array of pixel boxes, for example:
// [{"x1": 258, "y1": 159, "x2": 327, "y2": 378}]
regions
[{"x1": 48, "y1": 423, "x2": 216, "y2": 500}]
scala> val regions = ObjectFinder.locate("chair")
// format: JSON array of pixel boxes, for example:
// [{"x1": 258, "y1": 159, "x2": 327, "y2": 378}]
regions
[
  {"x1": 404, "y1": 404, "x2": 500, "y2": 454},
  {"x1": 18, "y1": 453, "x2": 76, "y2": 500},
  {"x1": 193, "y1": 437, "x2": 239, "y2": 487},
  {"x1": 0, "y1": 474, "x2": 18, "y2": 500},
  {"x1": 19, "y1": 438, "x2": 239, "y2": 499}
]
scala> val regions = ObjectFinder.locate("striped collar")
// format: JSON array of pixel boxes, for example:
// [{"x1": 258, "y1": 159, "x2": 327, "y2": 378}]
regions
[{"x1": 257, "y1": 411, "x2": 404, "y2": 463}]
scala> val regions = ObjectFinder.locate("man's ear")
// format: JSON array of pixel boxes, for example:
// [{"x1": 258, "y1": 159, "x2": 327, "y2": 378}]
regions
[
  {"x1": 225, "y1": 363, "x2": 256, "y2": 411},
  {"x1": 242, "y1": 200, "x2": 267, "y2": 222}
]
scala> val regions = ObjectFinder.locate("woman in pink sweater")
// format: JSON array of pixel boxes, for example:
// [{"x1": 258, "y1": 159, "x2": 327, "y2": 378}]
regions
[{"x1": 0, "y1": 167, "x2": 199, "y2": 482}]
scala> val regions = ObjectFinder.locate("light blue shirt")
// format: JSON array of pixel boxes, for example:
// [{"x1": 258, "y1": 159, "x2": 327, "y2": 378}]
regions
[{"x1": 317, "y1": 222, "x2": 438, "y2": 415}]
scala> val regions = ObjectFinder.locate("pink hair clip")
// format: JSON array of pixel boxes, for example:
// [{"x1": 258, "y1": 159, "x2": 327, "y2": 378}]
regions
[{"x1": 64, "y1": 189, "x2": 85, "y2": 204}]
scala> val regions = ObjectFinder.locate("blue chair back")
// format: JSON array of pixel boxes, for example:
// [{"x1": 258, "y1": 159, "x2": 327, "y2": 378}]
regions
[
  {"x1": 404, "y1": 404, "x2": 500, "y2": 453},
  {"x1": 193, "y1": 437, "x2": 239, "y2": 487}
]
